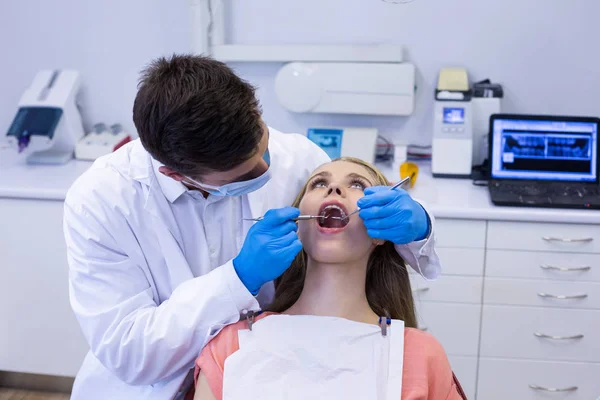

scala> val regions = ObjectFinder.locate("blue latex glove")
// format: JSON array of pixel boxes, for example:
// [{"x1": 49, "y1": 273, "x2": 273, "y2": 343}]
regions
[
  {"x1": 356, "y1": 186, "x2": 430, "y2": 244},
  {"x1": 233, "y1": 207, "x2": 303, "y2": 295}
]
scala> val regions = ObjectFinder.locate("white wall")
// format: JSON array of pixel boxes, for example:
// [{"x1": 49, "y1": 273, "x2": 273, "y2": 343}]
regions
[
  {"x1": 0, "y1": 0, "x2": 191, "y2": 137},
  {"x1": 225, "y1": 0, "x2": 600, "y2": 145},
  {"x1": 1, "y1": 0, "x2": 599, "y2": 146}
]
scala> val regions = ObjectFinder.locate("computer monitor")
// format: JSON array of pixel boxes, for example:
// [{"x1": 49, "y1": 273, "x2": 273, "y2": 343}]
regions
[{"x1": 489, "y1": 114, "x2": 599, "y2": 183}]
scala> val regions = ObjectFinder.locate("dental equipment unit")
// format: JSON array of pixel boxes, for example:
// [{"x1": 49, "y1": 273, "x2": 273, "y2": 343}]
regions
[{"x1": 6, "y1": 70, "x2": 85, "y2": 164}]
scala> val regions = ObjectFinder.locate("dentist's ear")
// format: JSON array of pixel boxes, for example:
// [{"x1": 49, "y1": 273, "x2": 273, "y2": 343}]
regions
[
  {"x1": 372, "y1": 239, "x2": 385, "y2": 246},
  {"x1": 158, "y1": 166, "x2": 185, "y2": 182}
]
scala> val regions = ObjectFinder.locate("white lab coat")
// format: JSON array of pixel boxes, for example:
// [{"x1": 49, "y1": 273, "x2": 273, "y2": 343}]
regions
[{"x1": 63, "y1": 127, "x2": 439, "y2": 400}]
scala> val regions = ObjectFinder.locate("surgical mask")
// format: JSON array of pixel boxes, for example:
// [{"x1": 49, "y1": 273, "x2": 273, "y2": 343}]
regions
[{"x1": 185, "y1": 149, "x2": 271, "y2": 197}]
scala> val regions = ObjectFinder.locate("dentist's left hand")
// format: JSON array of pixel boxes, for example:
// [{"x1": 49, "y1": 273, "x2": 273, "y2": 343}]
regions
[
  {"x1": 357, "y1": 186, "x2": 430, "y2": 245},
  {"x1": 233, "y1": 207, "x2": 303, "y2": 295}
]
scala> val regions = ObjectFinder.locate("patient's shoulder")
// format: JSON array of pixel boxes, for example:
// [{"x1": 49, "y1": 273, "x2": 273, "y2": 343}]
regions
[
  {"x1": 403, "y1": 327, "x2": 452, "y2": 371},
  {"x1": 404, "y1": 327, "x2": 448, "y2": 359},
  {"x1": 403, "y1": 328, "x2": 460, "y2": 399},
  {"x1": 201, "y1": 313, "x2": 275, "y2": 368}
]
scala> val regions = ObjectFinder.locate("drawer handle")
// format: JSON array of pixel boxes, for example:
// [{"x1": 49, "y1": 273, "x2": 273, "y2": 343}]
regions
[
  {"x1": 540, "y1": 264, "x2": 591, "y2": 272},
  {"x1": 542, "y1": 236, "x2": 593, "y2": 243},
  {"x1": 534, "y1": 332, "x2": 584, "y2": 340},
  {"x1": 529, "y1": 384, "x2": 578, "y2": 392},
  {"x1": 537, "y1": 292, "x2": 588, "y2": 300},
  {"x1": 412, "y1": 287, "x2": 430, "y2": 293}
]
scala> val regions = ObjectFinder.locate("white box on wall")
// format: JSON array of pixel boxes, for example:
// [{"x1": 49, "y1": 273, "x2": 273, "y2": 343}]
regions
[{"x1": 275, "y1": 62, "x2": 415, "y2": 116}]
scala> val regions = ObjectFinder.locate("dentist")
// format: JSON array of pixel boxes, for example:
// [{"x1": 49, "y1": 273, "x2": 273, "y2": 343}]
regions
[{"x1": 63, "y1": 54, "x2": 440, "y2": 400}]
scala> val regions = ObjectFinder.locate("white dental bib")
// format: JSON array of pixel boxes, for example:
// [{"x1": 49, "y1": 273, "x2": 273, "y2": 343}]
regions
[{"x1": 222, "y1": 314, "x2": 404, "y2": 400}]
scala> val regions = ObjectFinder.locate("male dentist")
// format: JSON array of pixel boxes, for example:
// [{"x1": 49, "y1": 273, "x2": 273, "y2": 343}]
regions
[{"x1": 63, "y1": 54, "x2": 440, "y2": 399}]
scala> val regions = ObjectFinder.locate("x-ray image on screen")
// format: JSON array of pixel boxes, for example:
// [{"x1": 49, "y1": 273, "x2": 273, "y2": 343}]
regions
[
  {"x1": 547, "y1": 137, "x2": 590, "y2": 158},
  {"x1": 500, "y1": 131, "x2": 593, "y2": 174},
  {"x1": 502, "y1": 134, "x2": 545, "y2": 158}
]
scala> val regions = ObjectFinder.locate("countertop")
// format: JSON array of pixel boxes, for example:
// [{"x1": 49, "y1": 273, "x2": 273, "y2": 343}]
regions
[
  {"x1": 2, "y1": 148, "x2": 600, "y2": 224},
  {"x1": 0, "y1": 149, "x2": 93, "y2": 200},
  {"x1": 377, "y1": 162, "x2": 600, "y2": 225}
]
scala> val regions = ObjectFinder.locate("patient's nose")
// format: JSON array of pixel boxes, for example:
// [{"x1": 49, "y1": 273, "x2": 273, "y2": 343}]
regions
[{"x1": 327, "y1": 184, "x2": 344, "y2": 197}]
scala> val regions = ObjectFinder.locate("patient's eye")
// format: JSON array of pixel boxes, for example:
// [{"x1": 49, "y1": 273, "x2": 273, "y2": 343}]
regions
[
  {"x1": 349, "y1": 178, "x2": 368, "y2": 190},
  {"x1": 309, "y1": 178, "x2": 328, "y2": 189}
]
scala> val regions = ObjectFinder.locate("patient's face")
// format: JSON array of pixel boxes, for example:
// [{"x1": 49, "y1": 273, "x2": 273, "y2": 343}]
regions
[{"x1": 298, "y1": 161, "x2": 379, "y2": 264}]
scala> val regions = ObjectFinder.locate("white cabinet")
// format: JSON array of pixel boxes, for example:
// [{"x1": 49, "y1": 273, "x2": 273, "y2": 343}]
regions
[
  {"x1": 487, "y1": 221, "x2": 600, "y2": 253},
  {"x1": 435, "y1": 248, "x2": 485, "y2": 276},
  {"x1": 476, "y1": 220, "x2": 600, "y2": 399},
  {"x1": 477, "y1": 358, "x2": 600, "y2": 400},
  {"x1": 484, "y1": 278, "x2": 600, "y2": 309},
  {"x1": 486, "y1": 249, "x2": 600, "y2": 281},
  {"x1": 480, "y1": 306, "x2": 600, "y2": 363},
  {"x1": 416, "y1": 302, "x2": 481, "y2": 356},
  {"x1": 435, "y1": 219, "x2": 487, "y2": 248},
  {"x1": 424, "y1": 218, "x2": 600, "y2": 399},
  {"x1": 448, "y1": 356, "x2": 477, "y2": 400},
  {"x1": 411, "y1": 275, "x2": 483, "y2": 304},
  {"x1": 0, "y1": 198, "x2": 89, "y2": 376},
  {"x1": 412, "y1": 218, "x2": 485, "y2": 397}
]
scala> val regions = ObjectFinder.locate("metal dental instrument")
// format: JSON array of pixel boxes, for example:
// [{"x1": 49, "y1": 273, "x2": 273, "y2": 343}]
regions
[
  {"x1": 244, "y1": 176, "x2": 411, "y2": 223},
  {"x1": 243, "y1": 215, "x2": 324, "y2": 222},
  {"x1": 333, "y1": 176, "x2": 412, "y2": 221}
]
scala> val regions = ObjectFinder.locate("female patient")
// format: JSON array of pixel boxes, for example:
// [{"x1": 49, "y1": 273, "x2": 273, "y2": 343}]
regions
[{"x1": 192, "y1": 157, "x2": 466, "y2": 400}]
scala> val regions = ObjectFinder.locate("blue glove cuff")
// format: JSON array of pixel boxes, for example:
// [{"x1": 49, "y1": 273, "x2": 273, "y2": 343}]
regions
[{"x1": 232, "y1": 258, "x2": 261, "y2": 296}]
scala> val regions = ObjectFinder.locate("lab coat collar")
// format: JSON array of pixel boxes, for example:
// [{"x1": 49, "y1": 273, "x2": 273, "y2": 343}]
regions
[
  {"x1": 150, "y1": 157, "x2": 188, "y2": 203},
  {"x1": 123, "y1": 140, "x2": 186, "y2": 249},
  {"x1": 125, "y1": 139, "x2": 187, "y2": 203}
]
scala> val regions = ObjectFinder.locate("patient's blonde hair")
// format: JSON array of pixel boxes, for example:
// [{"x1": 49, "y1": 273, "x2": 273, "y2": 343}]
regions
[{"x1": 267, "y1": 157, "x2": 417, "y2": 327}]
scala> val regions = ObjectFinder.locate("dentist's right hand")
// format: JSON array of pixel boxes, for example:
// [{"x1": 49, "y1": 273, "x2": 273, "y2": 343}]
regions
[{"x1": 233, "y1": 207, "x2": 303, "y2": 295}]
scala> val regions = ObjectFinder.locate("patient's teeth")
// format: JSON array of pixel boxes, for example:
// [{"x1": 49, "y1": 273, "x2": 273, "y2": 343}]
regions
[{"x1": 321, "y1": 205, "x2": 347, "y2": 220}]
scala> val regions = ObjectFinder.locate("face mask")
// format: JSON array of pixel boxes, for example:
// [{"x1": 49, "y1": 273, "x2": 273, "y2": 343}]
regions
[{"x1": 185, "y1": 149, "x2": 271, "y2": 197}]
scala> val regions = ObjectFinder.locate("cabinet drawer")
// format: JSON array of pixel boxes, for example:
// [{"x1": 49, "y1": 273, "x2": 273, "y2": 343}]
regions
[
  {"x1": 416, "y1": 302, "x2": 481, "y2": 356},
  {"x1": 447, "y1": 356, "x2": 477, "y2": 400},
  {"x1": 480, "y1": 305, "x2": 600, "y2": 362},
  {"x1": 434, "y1": 248, "x2": 485, "y2": 276},
  {"x1": 486, "y1": 249, "x2": 600, "y2": 282},
  {"x1": 436, "y1": 219, "x2": 486, "y2": 248},
  {"x1": 487, "y1": 221, "x2": 600, "y2": 253},
  {"x1": 484, "y1": 278, "x2": 600, "y2": 309},
  {"x1": 477, "y1": 358, "x2": 600, "y2": 400},
  {"x1": 411, "y1": 275, "x2": 482, "y2": 304}
]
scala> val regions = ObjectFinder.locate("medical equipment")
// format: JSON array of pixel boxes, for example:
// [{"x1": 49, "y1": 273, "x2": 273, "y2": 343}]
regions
[
  {"x1": 244, "y1": 214, "x2": 324, "y2": 222},
  {"x1": 245, "y1": 177, "x2": 411, "y2": 224},
  {"x1": 431, "y1": 68, "x2": 474, "y2": 178},
  {"x1": 307, "y1": 127, "x2": 379, "y2": 164},
  {"x1": 276, "y1": 63, "x2": 415, "y2": 116},
  {"x1": 472, "y1": 80, "x2": 503, "y2": 166},
  {"x1": 6, "y1": 70, "x2": 85, "y2": 164},
  {"x1": 488, "y1": 114, "x2": 600, "y2": 209},
  {"x1": 74, "y1": 123, "x2": 132, "y2": 161}
]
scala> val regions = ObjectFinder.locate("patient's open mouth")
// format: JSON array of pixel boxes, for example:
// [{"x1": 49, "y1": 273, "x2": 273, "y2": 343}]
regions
[{"x1": 318, "y1": 202, "x2": 349, "y2": 229}]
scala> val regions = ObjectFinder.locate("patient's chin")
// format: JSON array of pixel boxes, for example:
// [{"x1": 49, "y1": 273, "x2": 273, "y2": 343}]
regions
[{"x1": 307, "y1": 241, "x2": 370, "y2": 265}]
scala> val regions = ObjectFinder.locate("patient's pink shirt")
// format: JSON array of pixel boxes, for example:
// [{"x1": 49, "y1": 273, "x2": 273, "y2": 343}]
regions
[{"x1": 193, "y1": 313, "x2": 466, "y2": 400}]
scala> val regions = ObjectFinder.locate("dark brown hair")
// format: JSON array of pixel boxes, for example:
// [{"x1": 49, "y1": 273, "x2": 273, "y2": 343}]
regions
[
  {"x1": 267, "y1": 157, "x2": 417, "y2": 328},
  {"x1": 133, "y1": 54, "x2": 263, "y2": 177}
]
